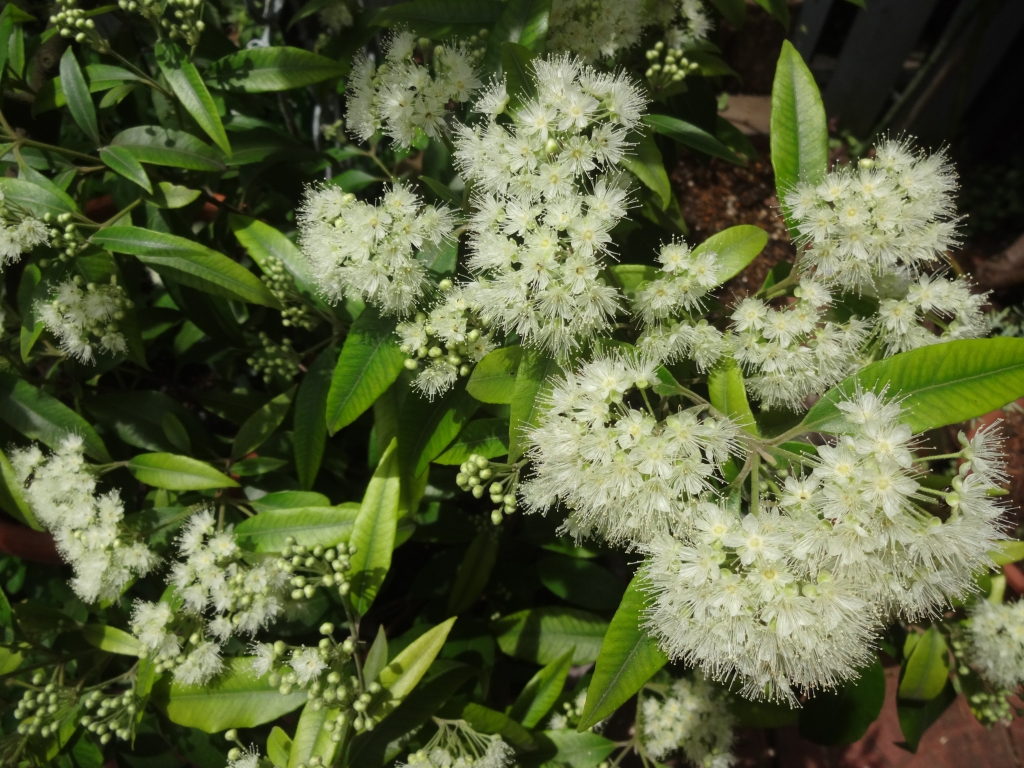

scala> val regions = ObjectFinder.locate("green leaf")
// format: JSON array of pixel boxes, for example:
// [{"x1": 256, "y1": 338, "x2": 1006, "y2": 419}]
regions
[
  {"x1": 287, "y1": 703, "x2": 340, "y2": 768},
  {"x1": 145, "y1": 181, "x2": 201, "y2": 209},
  {"x1": 110, "y1": 126, "x2": 225, "y2": 172},
  {"x1": 642, "y1": 114, "x2": 744, "y2": 165},
  {"x1": 364, "y1": 625, "x2": 389, "y2": 684},
  {"x1": 81, "y1": 624, "x2": 143, "y2": 656},
  {"x1": 327, "y1": 306, "x2": 406, "y2": 434},
  {"x1": 126, "y1": 453, "x2": 238, "y2": 490},
  {"x1": 897, "y1": 680, "x2": 956, "y2": 753},
  {"x1": 754, "y1": 0, "x2": 790, "y2": 27},
  {"x1": 59, "y1": 47, "x2": 99, "y2": 144},
  {"x1": 447, "y1": 529, "x2": 500, "y2": 615},
  {"x1": 90, "y1": 227, "x2": 279, "y2": 307},
  {"x1": 434, "y1": 418, "x2": 510, "y2": 464},
  {"x1": 267, "y1": 726, "x2": 293, "y2": 768},
  {"x1": 621, "y1": 131, "x2": 671, "y2": 209},
  {"x1": 990, "y1": 540, "x2": 1024, "y2": 566},
  {"x1": 508, "y1": 348, "x2": 561, "y2": 461},
  {"x1": 0, "y1": 373, "x2": 109, "y2": 461},
  {"x1": 18, "y1": 262, "x2": 44, "y2": 363},
  {"x1": 398, "y1": 383, "x2": 479, "y2": 478},
  {"x1": 709, "y1": 0, "x2": 746, "y2": 27},
  {"x1": 494, "y1": 607, "x2": 608, "y2": 665},
  {"x1": 578, "y1": 575, "x2": 667, "y2": 731},
  {"x1": 534, "y1": 730, "x2": 616, "y2": 767},
  {"x1": 0, "y1": 176, "x2": 78, "y2": 217},
  {"x1": 485, "y1": 0, "x2": 550, "y2": 71},
  {"x1": 159, "y1": 657, "x2": 307, "y2": 732},
  {"x1": 228, "y1": 214, "x2": 324, "y2": 310},
  {"x1": 99, "y1": 146, "x2": 152, "y2": 193},
  {"x1": 232, "y1": 387, "x2": 295, "y2": 460},
  {"x1": 0, "y1": 448, "x2": 38, "y2": 530},
  {"x1": 800, "y1": 339, "x2": 1024, "y2": 435},
  {"x1": 374, "y1": 616, "x2": 457, "y2": 707},
  {"x1": 457, "y1": 702, "x2": 536, "y2": 751},
  {"x1": 208, "y1": 46, "x2": 346, "y2": 92},
  {"x1": 294, "y1": 347, "x2": 336, "y2": 489},
  {"x1": 466, "y1": 346, "x2": 522, "y2": 404},
  {"x1": 770, "y1": 40, "x2": 827, "y2": 221},
  {"x1": 510, "y1": 648, "x2": 573, "y2": 728},
  {"x1": 234, "y1": 504, "x2": 360, "y2": 552},
  {"x1": 898, "y1": 628, "x2": 949, "y2": 702},
  {"x1": 537, "y1": 556, "x2": 624, "y2": 612},
  {"x1": 607, "y1": 264, "x2": 660, "y2": 302},
  {"x1": 707, "y1": 356, "x2": 757, "y2": 434},
  {"x1": 154, "y1": 41, "x2": 231, "y2": 156},
  {"x1": 349, "y1": 439, "x2": 401, "y2": 614},
  {"x1": 501, "y1": 41, "x2": 538, "y2": 115},
  {"x1": 419, "y1": 176, "x2": 462, "y2": 209},
  {"x1": 692, "y1": 224, "x2": 769, "y2": 286},
  {"x1": 799, "y1": 657, "x2": 886, "y2": 746},
  {"x1": 729, "y1": 697, "x2": 799, "y2": 728}
]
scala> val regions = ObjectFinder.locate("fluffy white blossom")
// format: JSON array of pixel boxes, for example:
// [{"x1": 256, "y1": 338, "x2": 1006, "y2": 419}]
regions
[
  {"x1": 968, "y1": 599, "x2": 1024, "y2": 691},
  {"x1": 785, "y1": 139, "x2": 959, "y2": 290},
  {"x1": 10, "y1": 436, "x2": 158, "y2": 603},
  {"x1": 227, "y1": 746, "x2": 262, "y2": 768},
  {"x1": 523, "y1": 352, "x2": 744, "y2": 546},
  {"x1": 876, "y1": 273, "x2": 987, "y2": 354},
  {"x1": 37, "y1": 277, "x2": 130, "y2": 363},
  {"x1": 346, "y1": 32, "x2": 482, "y2": 147},
  {"x1": 640, "y1": 675, "x2": 736, "y2": 767},
  {"x1": 455, "y1": 56, "x2": 647, "y2": 354},
  {"x1": 400, "y1": 721, "x2": 513, "y2": 768},
  {"x1": 633, "y1": 240, "x2": 721, "y2": 324},
  {"x1": 174, "y1": 640, "x2": 224, "y2": 686},
  {"x1": 290, "y1": 646, "x2": 328, "y2": 685},
  {"x1": 0, "y1": 190, "x2": 49, "y2": 268},
  {"x1": 298, "y1": 183, "x2": 455, "y2": 315}
]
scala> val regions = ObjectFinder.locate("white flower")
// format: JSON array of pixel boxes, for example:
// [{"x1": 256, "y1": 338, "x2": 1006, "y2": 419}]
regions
[
  {"x1": 174, "y1": 640, "x2": 223, "y2": 685},
  {"x1": 877, "y1": 274, "x2": 987, "y2": 355},
  {"x1": 249, "y1": 642, "x2": 278, "y2": 678},
  {"x1": 640, "y1": 675, "x2": 735, "y2": 766},
  {"x1": 969, "y1": 600, "x2": 1024, "y2": 690},
  {"x1": 38, "y1": 278, "x2": 129, "y2": 363},
  {"x1": 290, "y1": 646, "x2": 327, "y2": 685},
  {"x1": 228, "y1": 746, "x2": 262, "y2": 768}
]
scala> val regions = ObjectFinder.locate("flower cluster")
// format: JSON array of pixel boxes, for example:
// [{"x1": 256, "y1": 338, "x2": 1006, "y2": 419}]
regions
[
  {"x1": 523, "y1": 353, "x2": 744, "y2": 546},
  {"x1": 785, "y1": 139, "x2": 959, "y2": 290},
  {"x1": 876, "y1": 273, "x2": 987, "y2": 355},
  {"x1": 14, "y1": 676, "x2": 82, "y2": 741},
  {"x1": 397, "y1": 282, "x2": 496, "y2": 398},
  {"x1": 11, "y1": 436, "x2": 158, "y2": 603},
  {"x1": 346, "y1": 32, "x2": 482, "y2": 147},
  {"x1": 968, "y1": 599, "x2": 1024, "y2": 691},
  {"x1": 729, "y1": 279, "x2": 869, "y2": 409},
  {"x1": 248, "y1": 333, "x2": 302, "y2": 386},
  {"x1": 258, "y1": 255, "x2": 320, "y2": 331},
  {"x1": 38, "y1": 276, "x2": 131, "y2": 363},
  {"x1": 633, "y1": 240, "x2": 721, "y2": 325},
  {"x1": 640, "y1": 675, "x2": 736, "y2": 768},
  {"x1": 298, "y1": 183, "x2": 455, "y2": 316},
  {"x1": 548, "y1": 0, "x2": 649, "y2": 62},
  {"x1": 455, "y1": 454, "x2": 519, "y2": 525},
  {"x1": 400, "y1": 720, "x2": 513, "y2": 768},
  {"x1": 455, "y1": 56, "x2": 646, "y2": 355},
  {"x1": 0, "y1": 191, "x2": 48, "y2": 268}
]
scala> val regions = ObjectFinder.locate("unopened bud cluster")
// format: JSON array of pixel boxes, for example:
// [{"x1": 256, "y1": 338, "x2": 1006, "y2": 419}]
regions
[
  {"x1": 50, "y1": 0, "x2": 104, "y2": 48},
  {"x1": 279, "y1": 537, "x2": 356, "y2": 601},
  {"x1": 248, "y1": 333, "x2": 301, "y2": 386},
  {"x1": 644, "y1": 41, "x2": 698, "y2": 91},
  {"x1": 163, "y1": 0, "x2": 206, "y2": 46},
  {"x1": 14, "y1": 677, "x2": 80, "y2": 740},
  {"x1": 78, "y1": 687, "x2": 140, "y2": 743},
  {"x1": 455, "y1": 454, "x2": 518, "y2": 525},
  {"x1": 41, "y1": 212, "x2": 89, "y2": 262},
  {"x1": 259, "y1": 256, "x2": 318, "y2": 330}
]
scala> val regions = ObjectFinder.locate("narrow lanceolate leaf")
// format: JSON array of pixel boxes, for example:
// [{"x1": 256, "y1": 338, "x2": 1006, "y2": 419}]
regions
[
  {"x1": 508, "y1": 349, "x2": 561, "y2": 461},
  {"x1": 501, "y1": 41, "x2": 538, "y2": 115},
  {"x1": 228, "y1": 214, "x2": 324, "y2": 309},
  {"x1": 801, "y1": 338, "x2": 1024, "y2": 435},
  {"x1": 643, "y1": 114, "x2": 744, "y2": 165},
  {"x1": 693, "y1": 224, "x2": 769, "y2": 286},
  {"x1": 286, "y1": 703, "x2": 340, "y2": 768},
  {"x1": 111, "y1": 126, "x2": 224, "y2": 172},
  {"x1": 81, "y1": 625, "x2": 143, "y2": 656},
  {"x1": 493, "y1": 607, "x2": 608, "y2": 665},
  {"x1": 0, "y1": 177, "x2": 78, "y2": 217},
  {"x1": 398, "y1": 383, "x2": 479, "y2": 479},
  {"x1": 621, "y1": 131, "x2": 672, "y2": 209},
  {"x1": 771, "y1": 40, "x2": 827, "y2": 224},
  {"x1": 154, "y1": 41, "x2": 231, "y2": 156},
  {"x1": 484, "y1": 0, "x2": 550, "y2": 72},
  {"x1": 466, "y1": 346, "x2": 522, "y2": 404},
  {"x1": 127, "y1": 453, "x2": 239, "y2": 491},
  {"x1": 0, "y1": 374, "x2": 110, "y2": 462},
  {"x1": 0, "y1": 448, "x2": 39, "y2": 530},
  {"x1": 578, "y1": 575, "x2": 667, "y2": 731},
  {"x1": 707, "y1": 357, "x2": 757, "y2": 435},
  {"x1": 234, "y1": 504, "x2": 359, "y2": 552},
  {"x1": 59, "y1": 47, "x2": 99, "y2": 144},
  {"x1": 538, "y1": 731, "x2": 616, "y2": 766},
  {"x1": 267, "y1": 727, "x2": 292, "y2": 768},
  {"x1": 232, "y1": 387, "x2": 296, "y2": 460},
  {"x1": 447, "y1": 529, "x2": 499, "y2": 615},
  {"x1": 348, "y1": 439, "x2": 401, "y2": 615},
  {"x1": 90, "y1": 227, "x2": 279, "y2": 308},
  {"x1": 434, "y1": 418, "x2": 510, "y2": 465},
  {"x1": 898, "y1": 628, "x2": 950, "y2": 702},
  {"x1": 294, "y1": 347, "x2": 337, "y2": 489},
  {"x1": 99, "y1": 146, "x2": 152, "y2": 193},
  {"x1": 327, "y1": 306, "x2": 405, "y2": 434},
  {"x1": 372, "y1": 617, "x2": 457, "y2": 714},
  {"x1": 208, "y1": 46, "x2": 346, "y2": 92},
  {"x1": 509, "y1": 648, "x2": 573, "y2": 728}
]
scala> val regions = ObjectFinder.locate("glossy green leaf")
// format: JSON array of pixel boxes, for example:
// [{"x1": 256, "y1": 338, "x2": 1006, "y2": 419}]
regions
[
  {"x1": 419, "y1": 175, "x2": 462, "y2": 208},
  {"x1": 510, "y1": 648, "x2": 572, "y2": 728},
  {"x1": 0, "y1": 176, "x2": 78, "y2": 217},
  {"x1": 707, "y1": 356, "x2": 757, "y2": 434},
  {"x1": 232, "y1": 387, "x2": 295, "y2": 460},
  {"x1": 467, "y1": 346, "x2": 523, "y2": 404},
  {"x1": 267, "y1": 726, "x2": 292, "y2": 768},
  {"x1": 537, "y1": 556, "x2": 624, "y2": 612},
  {"x1": 91, "y1": 227, "x2": 279, "y2": 307},
  {"x1": 363, "y1": 625, "x2": 389, "y2": 684},
  {"x1": 897, "y1": 680, "x2": 956, "y2": 753},
  {"x1": 535, "y1": 730, "x2": 616, "y2": 767},
  {"x1": 508, "y1": 348, "x2": 561, "y2": 461},
  {"x1": 287, "y1": 703, "x2": 340, "y2": 768},
  {"x1": 578, "y1": 575, "x2": 667, "y2": 731},
  {"x1": 457, "y1": 702, "x2": 536, "y2": 751},
  {"x1": 294, "y1": 347, "x2": 336, "y2": 489},
  {"x1": 375, "y1": 616, "x2": 457, "y2": 705},
  {"x1": 494, "y1": 607, "x2": 608, "y2": 665},
  {"x1": 110, "y1": 126, "x2": 224, "y2": 171},
  {"x1": 798, "y1": 657, "x2": 886, "y2": 745},
  {"x1": 18, "y1": 262, "x2": 44, "y2": 363},
  {"x1": 160, "y1": 657, "x2": 306, "y2": 732},
  {"x1": 607, "y1": 264, "x2": 660, "y2": 302},
  {"x1": 349, "y1": 439, "x2": 401, "y2": 614},
  {"x1": 898, "y1": 628, "x2": 949, "y2": 702},
  {"x1": 127, "y1": 453, "x2": 238, "y2": 490},
  {"x1": 501, "y1": 41, "x2": 538, "y2": 115},
  {"x1": 145, "y1": 181, "x2": 201, "y2": 209},
  {"x1": 235, "y1": 504, "x2": 360, "y2": 552},
  {"x1": 81, "y1": 624, "x2": 143, "y2": 656},
  {"x1": 398, "y1": 383, "x2": 479, "y2": 478},
  {"x1": 990, "y1": 540, "x2": 1024, "y2": 566},
  {"x1": 754, "y1": 0, "x2": 789, "y2": 27},
  {"x1": 801, "y1": 339, "x2": 1024, "y2": 435},
  {"x1": 0, "y1": 448, "x2": 38, "y2": 530},
  {"x1": 228, "y1": 214, "x2": 324, "y2": 309},
  {"x1": 485, "y1": 0, "x2": 550, "y2": 71},
  {"x1": 434, "y1": 418, "x2": 510, "y2": 464},
  {"x1": 99, "y1": 145, "x2": 152, "y2": 193},
  {"x1": 327, "y1": 306, "x2": 405, "y2": 434},
  {"x1": 621, "y1": 131, "x2": 671, "y2": 209},
  {"x1": 0, "y1": 373, "x2": 109, "y2": 461},
  {"x1": 208, "y1": 46, "x2": 346, "y2": 92},
  {"x1": 770, "y1": 40, "x2": 827, "y2": 217},
  {"x1": 447, "y1": 529, "x2": 500, "y2": 615},
  {"x1": 154, "y1": 41, "x2": 231, "y2": 155},
  {"x1": 692, "y1": 224, "x2": 769, "y2": 286},
  {"x1": 59, "y1": 47, "x2": 99, "y2": 143},
  {"x1": 643, "y1": 114, "x2": 743, "y2": 165}
]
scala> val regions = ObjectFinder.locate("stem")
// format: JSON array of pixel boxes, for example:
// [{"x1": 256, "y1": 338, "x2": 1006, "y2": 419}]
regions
[
  {"x1": 356, "y1": 147, "x2": 396, "y2": 183},
  {"x1": 98, "y1": 198, "x2": 143, "y2": 229},
  {"x1": 341, "y1": 596, "x2": 365, "y2": 692},
  {"x1": 751, "y1": 451, "x2": 761, "y2": 516},
  {"x1": 2, "y1": 135, "x2": 98, "y2": 164},
  {"x1": 756, "y1": 261, "x2": 802, "y2": 300}
]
